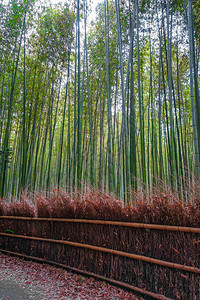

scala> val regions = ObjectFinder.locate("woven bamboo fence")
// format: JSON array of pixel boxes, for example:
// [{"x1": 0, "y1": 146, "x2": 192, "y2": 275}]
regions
[{"x1": 0, "y1": 216, "x2": 200, "y2": 299}]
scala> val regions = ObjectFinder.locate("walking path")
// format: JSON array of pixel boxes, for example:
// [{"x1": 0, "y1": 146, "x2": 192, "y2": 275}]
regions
[{"x1": 0, "y1": 254, "x2": 139, "y2": 300}]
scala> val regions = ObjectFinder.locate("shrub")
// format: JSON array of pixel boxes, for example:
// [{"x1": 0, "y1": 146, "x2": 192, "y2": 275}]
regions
[{"x1": 0, "y1": 188, "x2": 200, "y2": 227}]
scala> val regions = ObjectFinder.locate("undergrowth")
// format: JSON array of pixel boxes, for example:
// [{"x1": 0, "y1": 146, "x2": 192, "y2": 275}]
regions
[{"x1": 0, "y1": 187, "x2": 200, "y2": 227}]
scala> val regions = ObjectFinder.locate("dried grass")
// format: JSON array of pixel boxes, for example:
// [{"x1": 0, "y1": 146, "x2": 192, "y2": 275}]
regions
[
  {"x1": 1, "y1": 187, "x2": 200, "y2": 298},
  {"x1": 0, "y1": 187, "x2": 200, "y2": 227}
]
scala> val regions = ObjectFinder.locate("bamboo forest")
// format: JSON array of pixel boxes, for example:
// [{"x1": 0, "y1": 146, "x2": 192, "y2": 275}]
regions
[{"x1": 0, "y1": 0, "x2": 200, "y2": 202}]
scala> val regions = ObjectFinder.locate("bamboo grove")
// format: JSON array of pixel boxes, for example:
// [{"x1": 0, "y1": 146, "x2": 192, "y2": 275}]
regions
[{"x1": 0, "y1": 0, "x2": 200, "y2": 201}]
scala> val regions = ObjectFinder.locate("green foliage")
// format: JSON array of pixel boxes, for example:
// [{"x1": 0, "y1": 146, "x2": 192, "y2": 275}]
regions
[
  {"x1": 0, "y1": 0, "x2": 199, "y2": 199},
  {"x1": 31, "y1": 4, "x2": 74, "y2": 66}
]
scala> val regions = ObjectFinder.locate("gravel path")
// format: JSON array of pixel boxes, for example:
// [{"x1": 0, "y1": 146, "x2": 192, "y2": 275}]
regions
[{"x1": 0, "y1": 254, "x2": 140, "y2": 299}]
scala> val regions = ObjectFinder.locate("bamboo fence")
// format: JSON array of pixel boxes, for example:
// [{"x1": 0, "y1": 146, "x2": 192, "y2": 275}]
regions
[{"x1": 0, "y1": 216, "x2": 199, "y2": 299}]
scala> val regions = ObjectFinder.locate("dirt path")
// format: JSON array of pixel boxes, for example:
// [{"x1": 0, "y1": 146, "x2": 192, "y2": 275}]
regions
[
  {"x1": 0, "y1": 275, "x2": 44, "y2": 300},
  {"x1": 0, "y1": 255, "x2": 49, "y2": 300},
  {"x1": 0, "y1": 254, "x2": 139, "y2": 300}
]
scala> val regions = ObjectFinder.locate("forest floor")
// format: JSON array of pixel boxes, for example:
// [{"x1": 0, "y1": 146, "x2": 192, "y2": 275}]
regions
[{"x1": 0, "y1": 254, "x2": 139, "y2": 300}]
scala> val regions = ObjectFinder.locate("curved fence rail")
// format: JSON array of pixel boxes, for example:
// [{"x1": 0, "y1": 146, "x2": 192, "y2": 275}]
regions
[
  {"x1": 0, "y1": 248, "x2": 170, "y2": 300},
  {"x1": 0, "y1": 232, "x2": 200, "y2": 274},
  {"x1": 0, "y1": 216, "x2": 200, "y2": 299},
  {"x1": 1, "y1": 215, "x2": 200, "y2": 233}
]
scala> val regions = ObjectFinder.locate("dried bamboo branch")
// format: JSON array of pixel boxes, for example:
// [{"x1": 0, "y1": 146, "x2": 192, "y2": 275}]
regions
[{"x1": 0, "y1": 232, "x2": 200, "y2": 274}]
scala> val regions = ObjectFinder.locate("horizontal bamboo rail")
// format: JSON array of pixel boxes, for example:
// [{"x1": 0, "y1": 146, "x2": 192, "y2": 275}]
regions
[
  {"x1": 1, "y1": 216, "x2": 200, "y2": 233},
  {"x1": 0, "y1": 232, "x2": 200, "y2": 274},
  {"x1": 0, "y1": 248, "x2": 171, "y2": 300}
]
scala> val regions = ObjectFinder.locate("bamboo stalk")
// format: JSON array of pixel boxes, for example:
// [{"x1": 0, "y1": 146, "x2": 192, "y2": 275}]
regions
[
  {"x1": 0, "y1": 232, "x2": 200, "y2": 274},
  {"x1": 1, "y1": 216, "x2": 200, "y2": 233},
  {"x1": 0, "y1": 248, "x2": 171, "y2": 300}
]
